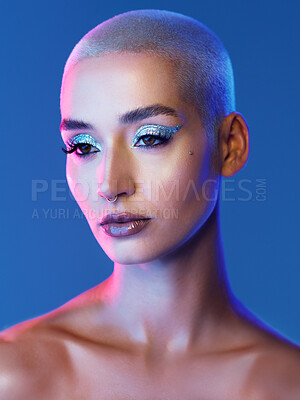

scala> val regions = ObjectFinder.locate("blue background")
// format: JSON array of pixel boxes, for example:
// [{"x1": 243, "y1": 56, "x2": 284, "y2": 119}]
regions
[{"x1": 1, "y1": 0, "x2": 299, "y2": 344}]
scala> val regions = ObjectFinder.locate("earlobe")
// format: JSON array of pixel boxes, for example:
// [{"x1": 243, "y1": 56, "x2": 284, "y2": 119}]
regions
[{"x1": 219, "y1": 112, "x2": 249, "y2": 177}]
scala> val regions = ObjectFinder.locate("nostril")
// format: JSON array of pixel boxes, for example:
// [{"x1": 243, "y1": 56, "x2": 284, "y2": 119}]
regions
[{"x1": 97, "y1": 178, "x2": 135, "y2": 200}]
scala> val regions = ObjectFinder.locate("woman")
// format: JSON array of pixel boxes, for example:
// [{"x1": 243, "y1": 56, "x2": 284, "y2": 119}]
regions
[{"x1": 1, "y1": 9, "x2": 300, "y2": 399}]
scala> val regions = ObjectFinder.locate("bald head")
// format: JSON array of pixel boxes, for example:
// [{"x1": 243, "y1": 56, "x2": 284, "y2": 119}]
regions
[{"x1": 62, "y1": 9, "x2": 235, "y2": 149}]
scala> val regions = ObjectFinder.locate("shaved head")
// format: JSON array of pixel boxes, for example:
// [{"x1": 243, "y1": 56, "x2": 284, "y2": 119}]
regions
[{"x1": 62, "y1": 9, "x2": 235, "y2": 150}]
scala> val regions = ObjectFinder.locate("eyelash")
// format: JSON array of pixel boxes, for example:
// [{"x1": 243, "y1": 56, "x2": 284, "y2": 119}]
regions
[
  {"x1": 61, "y1": 143, "x2": 98, "y2": 157},
  {"x1": 61, "y1": 125, "x2": 182, "y2": 157}
]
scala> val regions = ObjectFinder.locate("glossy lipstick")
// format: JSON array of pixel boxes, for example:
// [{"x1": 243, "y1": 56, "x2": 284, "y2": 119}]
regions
[{"x1": 99, "y1": 212, "x2": 151, "y2": 238}]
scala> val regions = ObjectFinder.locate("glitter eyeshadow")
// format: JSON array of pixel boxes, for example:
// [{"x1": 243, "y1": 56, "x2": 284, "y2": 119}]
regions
[
  {"x1": 66, "y1": 125, "x2": 183, "y2": 151},
  {"x1": 67, "y1": 134, "x2": 102, "y2": 151},
  {"x1": 131, "y1": 124, "x2": 183, "y2": 147}
]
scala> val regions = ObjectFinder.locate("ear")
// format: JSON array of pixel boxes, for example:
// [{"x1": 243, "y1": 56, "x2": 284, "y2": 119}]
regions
[{"x1": 218, "y1": 112, "x2": 249, "y2": 177}]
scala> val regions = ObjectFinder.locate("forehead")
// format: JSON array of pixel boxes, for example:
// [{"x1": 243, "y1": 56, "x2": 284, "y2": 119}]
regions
[{"x1": 60, "y1": 53, "x2": 183, "y2": 120}]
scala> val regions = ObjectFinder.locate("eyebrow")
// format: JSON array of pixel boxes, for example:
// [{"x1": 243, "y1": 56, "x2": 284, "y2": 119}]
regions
[
  {"x1": 119, "y1": 104, "x2": 179, "y2": 124},
  {"x1": 60, "y1": 104, "x2": 179, "y2": 132}
]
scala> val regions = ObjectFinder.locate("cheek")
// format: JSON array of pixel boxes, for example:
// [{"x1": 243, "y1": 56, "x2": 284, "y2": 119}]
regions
[
  {"x1": 148, "y1": 150, "x2": 206, "y2": 207},
  {"x1": 151, "y1": 145, "x2": 218, "y2": 233},
  {"x1": 179, "y1": 145, "x2": 218, "y2": 206},
  {"x1": 66, "y1": 159, "x2": 97, "y2": 205}
]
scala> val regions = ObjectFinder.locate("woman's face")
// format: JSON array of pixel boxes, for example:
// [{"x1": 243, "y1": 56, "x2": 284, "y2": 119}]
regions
[{"x1": 60, "y1": 53, "x2": 220, "y2": 264}]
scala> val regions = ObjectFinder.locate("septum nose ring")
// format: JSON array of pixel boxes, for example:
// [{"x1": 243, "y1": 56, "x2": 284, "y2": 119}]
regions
[{"x1": 106, "y1": 195, "x2": 118, "y2": 203}]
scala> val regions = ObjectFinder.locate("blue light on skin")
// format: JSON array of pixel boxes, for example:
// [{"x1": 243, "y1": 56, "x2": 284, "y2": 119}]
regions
[
  {"x1": 66, "y1": 133, "x2": 102, "y2": 152},
  {"x1": 130, "y1": 124, "x2": 183, "y2": 147},
  {"x1": 64, "y1": 124, "x2": 184, "y2": 155}
]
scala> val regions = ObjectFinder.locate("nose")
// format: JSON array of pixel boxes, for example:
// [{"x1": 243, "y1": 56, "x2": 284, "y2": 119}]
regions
[{"x1": 96, "y1": 141, "x2": 135, "y2": 201}]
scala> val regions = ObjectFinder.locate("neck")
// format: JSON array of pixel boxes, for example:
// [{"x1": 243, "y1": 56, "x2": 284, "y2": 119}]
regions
[{"x1": 99, "y1": 200, "x2": 235, "y2": 353}]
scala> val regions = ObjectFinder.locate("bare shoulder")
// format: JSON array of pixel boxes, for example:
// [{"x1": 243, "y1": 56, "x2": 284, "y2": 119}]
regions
[
  {"x1": 0, "y1": 309, "x2": 78, "y2": 399},
  {"x1": 244, "y1": 330, "x2": 300, "y2": 400},
  {"x1": 227, "y1": 299, "x2": 300, "y2": 399},
  {"x1": 0, "y1": 289, "x2": 137, "y2": 399},
  {"x1": 0, "y1": 286, "x2": 121, "y2": 399}
]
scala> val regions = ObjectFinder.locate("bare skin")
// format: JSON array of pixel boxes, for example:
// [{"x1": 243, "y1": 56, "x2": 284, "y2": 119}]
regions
[{"x1": 1, "y1": 53, "x2": 299, "y2": 399}]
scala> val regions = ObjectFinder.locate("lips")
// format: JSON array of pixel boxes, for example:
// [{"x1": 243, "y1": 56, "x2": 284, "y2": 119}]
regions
[
  {"x1": 99, "y1": 212, "x2": 151, "y2": 226},
  {"x1": 99, "y1": 212, "x2": 152, "y2": 238}
]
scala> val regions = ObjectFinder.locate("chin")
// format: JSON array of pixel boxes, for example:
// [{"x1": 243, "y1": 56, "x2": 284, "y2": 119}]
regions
[
  {"x1": 94, "y1": 233, "x2": 169, "y2": 265},
  {"x1": 100, "y1": 246, "x2": 159, "y2": 265}
]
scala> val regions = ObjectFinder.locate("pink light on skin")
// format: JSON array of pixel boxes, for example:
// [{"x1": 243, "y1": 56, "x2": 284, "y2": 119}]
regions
[{"x1": 60, "y1": 53, "x2": 219, "y2": 267}]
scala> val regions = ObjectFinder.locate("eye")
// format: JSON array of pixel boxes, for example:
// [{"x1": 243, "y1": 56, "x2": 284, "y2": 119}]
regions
[
  {"x1": 75, "y1": 143, "x2": 93, "y2": 155},
  {"x1": 131, "y1": 124, "x2": 183, "y2": 149},
  {"x1": 62, "y1": 143, "x2": 99, "y2": 156},
  {"x1": 134, "y1": 134, "x2": 169, "y2": 148},
  {"x1": 61, "y1": 134, "x2": 102, "y2": 157}
]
